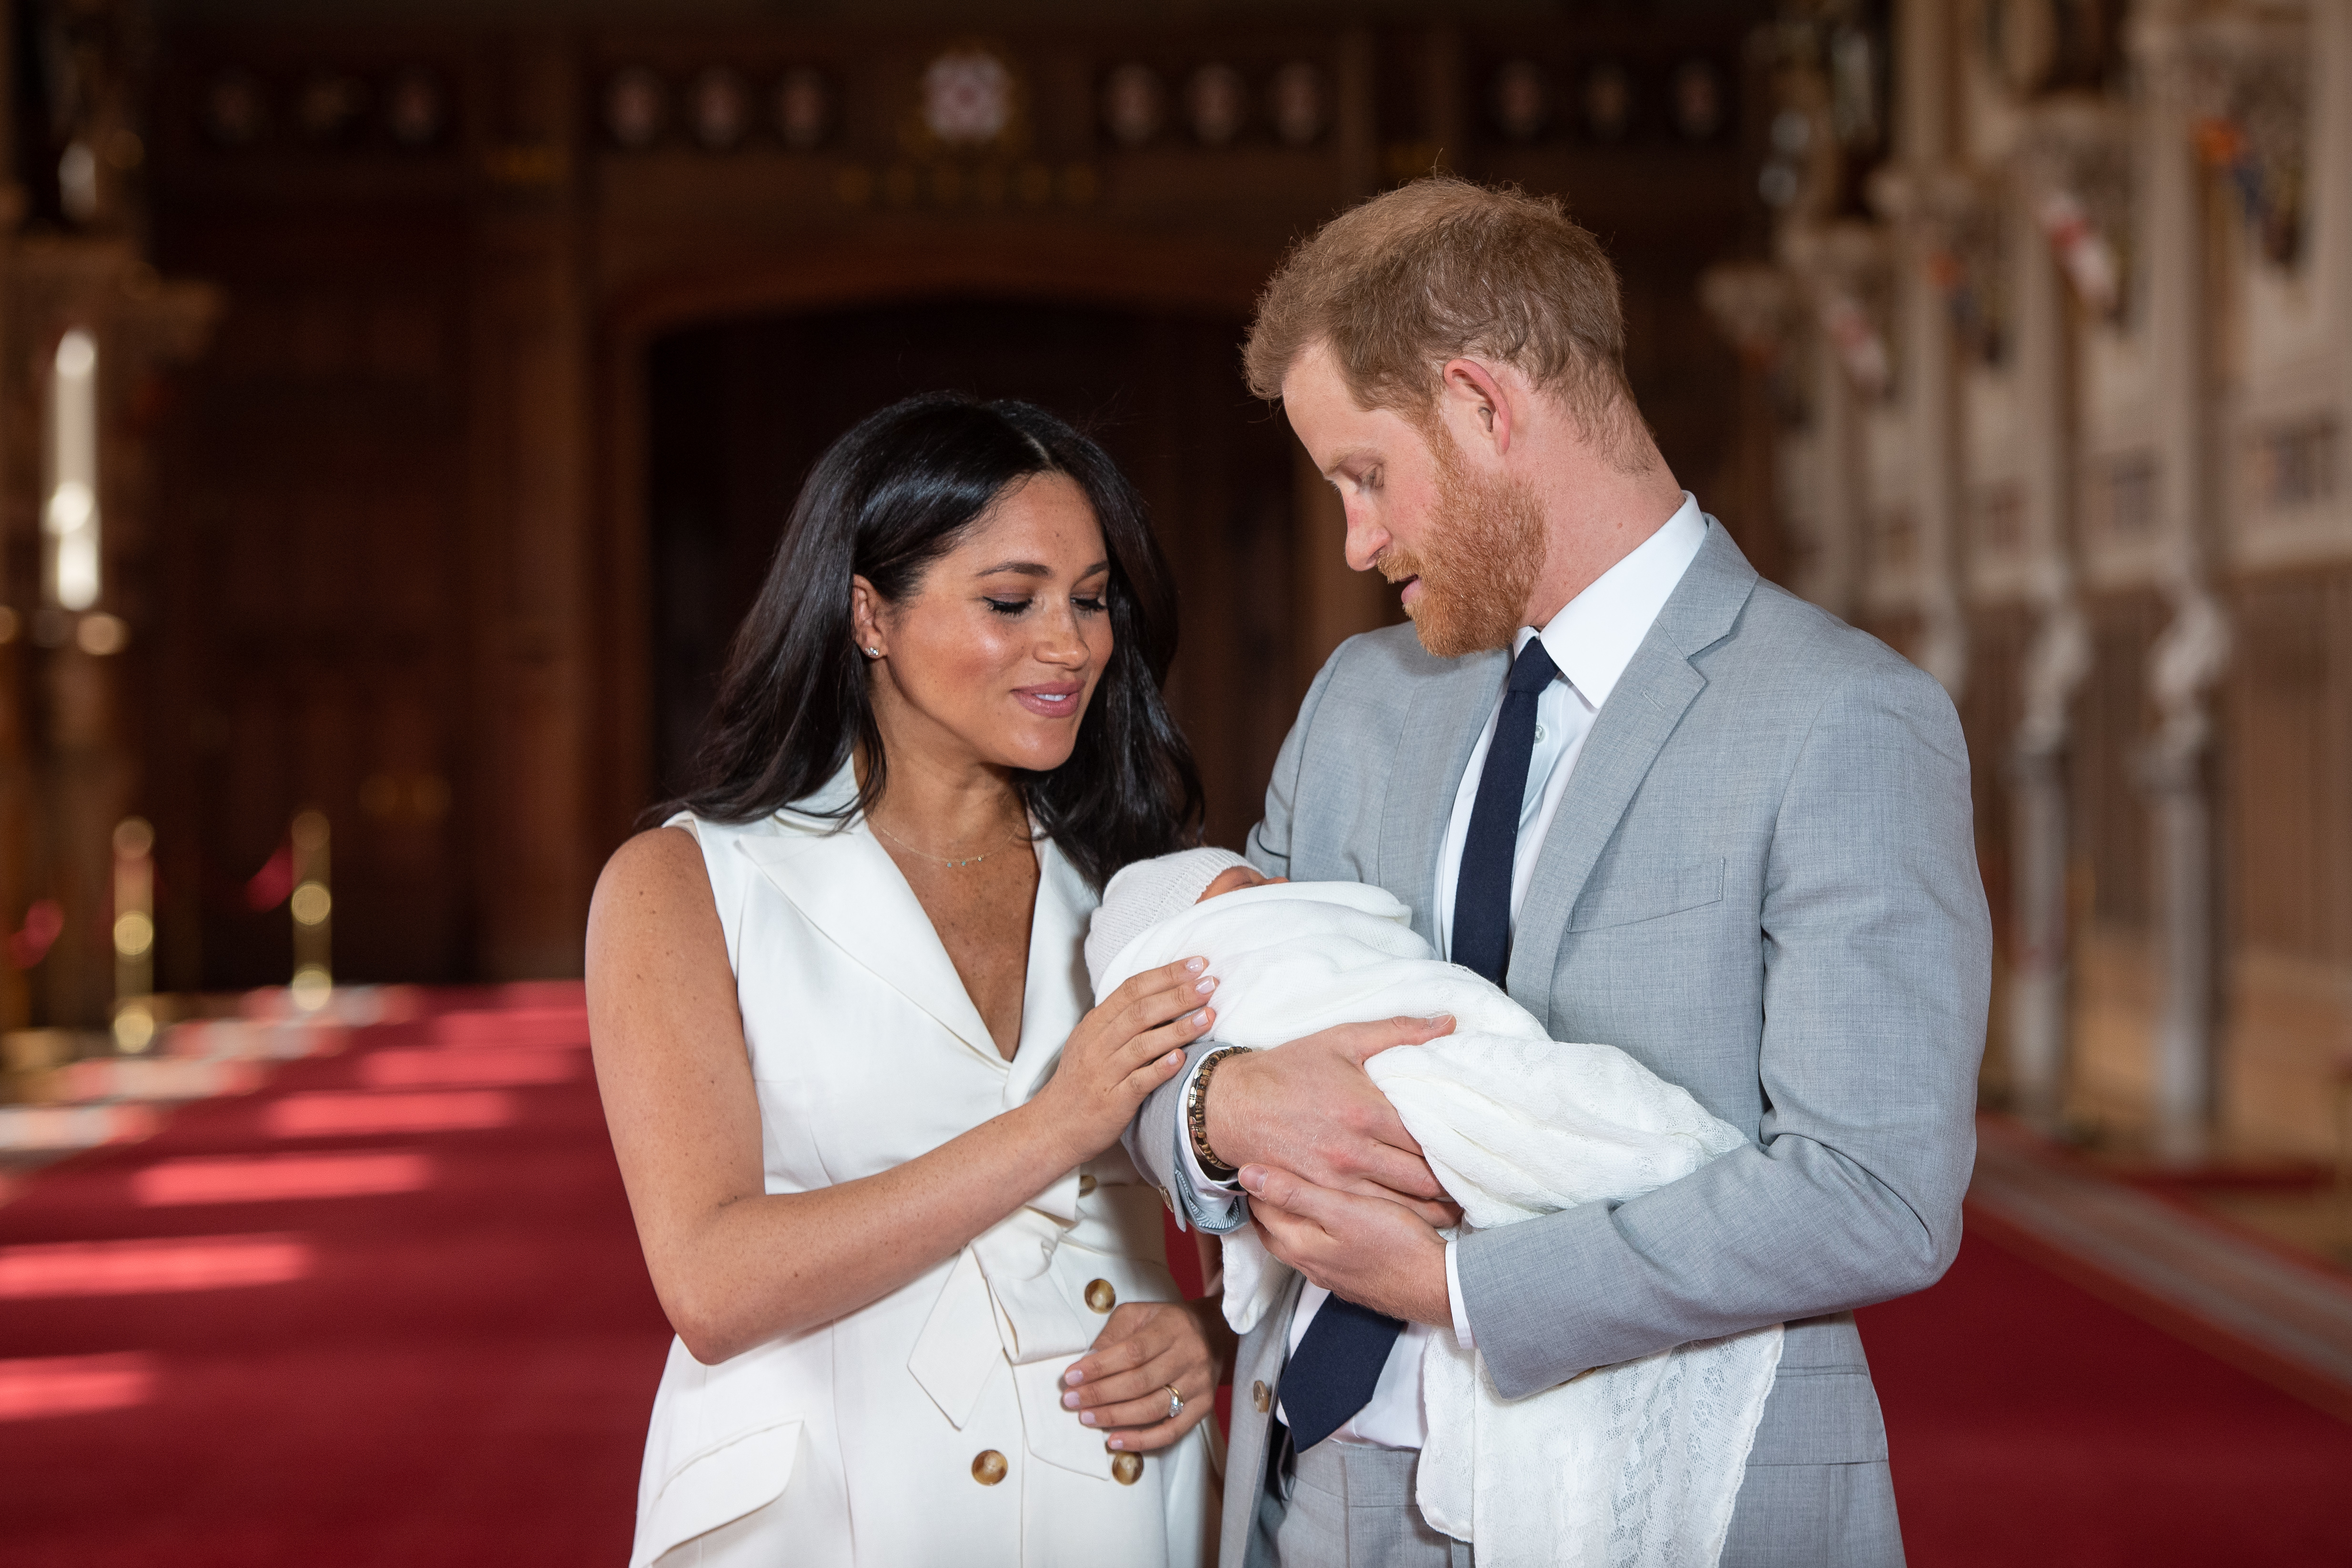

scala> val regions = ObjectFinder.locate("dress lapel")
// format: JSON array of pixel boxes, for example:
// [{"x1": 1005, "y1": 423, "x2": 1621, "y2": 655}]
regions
[
  {"x1": 1505, "y1": 519, "x2": 1760, "y2": 1004},
  {"x1": 734, "y1": 806, "x2": 1002, "y2": 1067},
  {"x1": 1378, "y1": 648, "x2": 1507, "y2": 946}
]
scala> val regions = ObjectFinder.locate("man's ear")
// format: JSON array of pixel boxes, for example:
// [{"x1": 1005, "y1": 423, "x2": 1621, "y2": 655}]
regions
[{"x1": 1438, "y1": 358, "x2": 1514, "y2": 459}]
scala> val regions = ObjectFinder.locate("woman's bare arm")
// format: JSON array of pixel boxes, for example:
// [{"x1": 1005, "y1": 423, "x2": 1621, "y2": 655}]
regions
[{"x1": 587, "y1": 827, "x2": 1206, "y2": 1365}]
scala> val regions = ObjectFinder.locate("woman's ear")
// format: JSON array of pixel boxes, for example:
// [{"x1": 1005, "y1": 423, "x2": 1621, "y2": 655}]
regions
[{"x1": 849, "y1": 575, "x2": 885, "y2": 659}]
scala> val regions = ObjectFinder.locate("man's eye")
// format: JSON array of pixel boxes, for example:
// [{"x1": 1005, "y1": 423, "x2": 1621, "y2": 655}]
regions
[{"x1": 985, "y1": 599, "x2": 1031, "y2": 616}]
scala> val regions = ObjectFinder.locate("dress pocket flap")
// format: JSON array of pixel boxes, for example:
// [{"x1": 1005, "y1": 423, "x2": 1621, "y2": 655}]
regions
[
  {"x1": 1568, "y1": 859, "x2": 1726, "y2": 931},
  {"x1": 641, "y1": 1418, "x2": 804, "y2": 1564}
]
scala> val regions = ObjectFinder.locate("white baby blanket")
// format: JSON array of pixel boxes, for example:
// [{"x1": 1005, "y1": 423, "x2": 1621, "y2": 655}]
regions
[{"x1": 1093, "y1": 878, "x2": 1783, "y2": 1568}]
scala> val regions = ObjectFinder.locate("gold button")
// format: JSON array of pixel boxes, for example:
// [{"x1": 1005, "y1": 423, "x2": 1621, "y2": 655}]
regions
[
  {"x1": 1084, "y1": 1278, "x2": 1116, "y2": 1313},
  {"x1": 972, "y1": 1449, "x2": 1008, "y2": 1486},
  {"x1": 1078, "y1": 1173, "x2": 1097, "y2": 1196},
  {"x1": 1251, "y1": 1379, "x2": 1271, "y2": 1414},
  {"x1": 1111, "y1": 1451, "x2": 1143, "y2": 1485}
]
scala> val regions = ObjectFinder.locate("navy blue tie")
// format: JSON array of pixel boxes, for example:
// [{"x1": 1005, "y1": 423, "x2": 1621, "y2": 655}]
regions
[
  {"x1": 1277, "y1": 636, "x2": 1556, "y2": 1455},
  {"x1": 1452, "y1": 636, "x2": 1559, "y2": 986}
]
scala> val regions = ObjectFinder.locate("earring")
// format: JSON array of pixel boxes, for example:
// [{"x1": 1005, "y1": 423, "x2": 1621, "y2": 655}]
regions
[{"x1": 865, "y1": 647, "x2": 881, "y2": 658}]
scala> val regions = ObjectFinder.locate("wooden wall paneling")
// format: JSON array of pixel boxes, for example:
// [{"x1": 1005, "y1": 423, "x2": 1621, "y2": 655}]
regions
[
  {"x1": 2227, "y1": 569, "x2": 2352, "y2": 964},
  {"x1": 469, "y1": 34, "x2": 598, "y2": 979}
]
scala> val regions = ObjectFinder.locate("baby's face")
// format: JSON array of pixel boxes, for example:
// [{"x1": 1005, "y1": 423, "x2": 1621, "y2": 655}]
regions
[{"x1": 1197, "y1": 865, "x2": 1285, "y2": 902}]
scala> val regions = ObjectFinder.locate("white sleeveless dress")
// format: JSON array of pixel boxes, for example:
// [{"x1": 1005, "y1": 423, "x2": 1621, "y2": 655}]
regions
[{"x1": 629, "y1": 772, "x2": 1218, "y2": 1568}]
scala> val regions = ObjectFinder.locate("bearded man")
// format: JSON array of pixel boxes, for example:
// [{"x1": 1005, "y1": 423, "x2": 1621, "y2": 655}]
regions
[{"x1": 1124, "y1": 178, "x2": 1989, "y2": 1568}]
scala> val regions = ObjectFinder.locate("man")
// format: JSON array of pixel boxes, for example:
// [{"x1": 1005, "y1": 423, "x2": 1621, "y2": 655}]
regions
[{"x1": 1126, "y1": 178, "x2": 1989, "y2": 1567}]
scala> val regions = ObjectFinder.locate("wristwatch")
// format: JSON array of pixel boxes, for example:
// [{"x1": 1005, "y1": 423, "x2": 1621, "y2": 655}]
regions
[{"x1": 1186, "y1": 1045, "x2": 1251, "y2": 1183}]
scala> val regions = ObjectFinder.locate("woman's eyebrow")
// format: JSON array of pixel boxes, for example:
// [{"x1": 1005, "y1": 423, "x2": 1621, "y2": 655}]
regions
[{"x1": 974, "y1": 558, "x2": 1112, "y2": 578}]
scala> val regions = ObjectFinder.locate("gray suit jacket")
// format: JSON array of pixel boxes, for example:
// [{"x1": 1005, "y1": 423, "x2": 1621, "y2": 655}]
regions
[{"x1": 1128, "y1": 521, "x2": 1988, "y2": 1568}]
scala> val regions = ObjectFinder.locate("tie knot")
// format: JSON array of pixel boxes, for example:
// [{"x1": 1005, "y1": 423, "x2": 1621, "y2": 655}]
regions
[{"x1": 1507, "y1": 637, "x2": 1559, "y2": 695}]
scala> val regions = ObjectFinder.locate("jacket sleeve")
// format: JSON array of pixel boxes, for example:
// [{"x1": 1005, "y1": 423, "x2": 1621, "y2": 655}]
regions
[
  {"x1": 1455, "y1": 658, "x2": 1991, "y2": 1397},
  {"x1": 1121, "y1": 644, "x2": 1349, "y2": 1229}
]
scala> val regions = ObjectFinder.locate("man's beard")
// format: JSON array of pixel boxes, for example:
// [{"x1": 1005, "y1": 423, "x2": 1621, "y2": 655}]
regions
[{"x1": 1379, "y1": 439, "x2": 1547, "y2": 658}]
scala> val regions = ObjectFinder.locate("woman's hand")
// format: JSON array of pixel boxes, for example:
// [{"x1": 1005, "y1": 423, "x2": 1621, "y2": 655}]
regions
[
  {"x1": 1029, "y1": 958, "x2": 1217, "y2": 1162},
  {"x1": 1061, "y1": 1299, "x2": 1232, "y2": 1453}
]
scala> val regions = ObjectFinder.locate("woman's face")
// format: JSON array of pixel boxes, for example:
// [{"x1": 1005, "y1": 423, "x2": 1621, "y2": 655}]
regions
[{"x1": 852, "y1": 473, "x2": 1115, "y2": 778}]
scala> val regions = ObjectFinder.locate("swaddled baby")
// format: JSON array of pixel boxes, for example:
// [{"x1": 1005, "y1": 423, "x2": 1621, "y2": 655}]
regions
[{"x1": 1085, "y1": 848, "x2": 1784, "y2": 1568}]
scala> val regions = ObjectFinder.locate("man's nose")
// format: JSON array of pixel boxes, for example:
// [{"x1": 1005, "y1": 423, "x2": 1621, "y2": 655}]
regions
[{"x1": 1343, "y1": 509, "x2": 1389, "y2": 574}]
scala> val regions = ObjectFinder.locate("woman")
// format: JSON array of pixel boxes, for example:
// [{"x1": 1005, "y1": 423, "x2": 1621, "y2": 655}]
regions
[{"x1": 588, "y1": 395, "x2": 1228, "y2": 1567}]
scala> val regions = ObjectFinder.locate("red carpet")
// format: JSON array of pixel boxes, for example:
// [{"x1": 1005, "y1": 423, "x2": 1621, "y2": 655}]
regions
[
  {"x1": 4, "y1": 990, "x2": 2348, "y2": 1565},
  {"x1": 1861, "y1": 1223, "x2": 2352, "y2": 1567},
  {"x1": 0, "y1": 987, "x2": 671, "y2": 1567}
]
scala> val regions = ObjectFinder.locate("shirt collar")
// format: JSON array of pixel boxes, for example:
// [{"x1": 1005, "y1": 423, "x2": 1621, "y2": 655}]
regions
[{"x1": 1517, "y1": 492, "x2": 1707, "y2": 710}]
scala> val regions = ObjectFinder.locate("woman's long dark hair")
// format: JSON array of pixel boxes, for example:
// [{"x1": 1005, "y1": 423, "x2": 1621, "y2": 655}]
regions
[{"x1": 674, "y1": 392, "x2": 1203, "y2": 888}]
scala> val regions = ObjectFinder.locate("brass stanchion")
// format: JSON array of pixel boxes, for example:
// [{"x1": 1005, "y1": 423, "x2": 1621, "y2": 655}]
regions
[
  {"x1": 111, "y1": 817, "x2": 155, "y2": 1052},
  {"x1": 289, "y1": 810, "x2": 331, "y2": 1012}
]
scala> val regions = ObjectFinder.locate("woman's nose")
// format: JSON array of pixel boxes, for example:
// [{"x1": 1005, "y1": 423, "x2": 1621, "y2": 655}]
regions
[{"x1": 1033, "y1": 603, "x2": 1089, "y2": 665}]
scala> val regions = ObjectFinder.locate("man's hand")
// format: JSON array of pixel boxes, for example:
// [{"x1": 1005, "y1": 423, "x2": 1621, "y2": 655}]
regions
[
  {"x1": 1204, "y1": 1016, "x2": 1462, "y2": 1227},
  {"x1": 1241, "y1": 1164, "x2": 1453, "y2": 1326}
]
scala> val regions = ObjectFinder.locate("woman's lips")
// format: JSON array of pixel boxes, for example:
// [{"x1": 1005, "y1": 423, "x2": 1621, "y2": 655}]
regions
[{"x1": 1014, "y1": 683, "x2": 1084, "y2": 718}]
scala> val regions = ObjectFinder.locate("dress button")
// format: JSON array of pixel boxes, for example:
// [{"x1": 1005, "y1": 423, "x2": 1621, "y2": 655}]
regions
[
  {"x1": 972, "y1": 1449, "x2": 1008, "y2": 1486},
  {"x1": 1078, "y1": 1173, "x2": 1098, "y2": 1196},
  {"x1": 1111, "y1": 1451, "x2": 1144, "y2": 1485},
  {"x1": 1251, "y1": 1380, "x2": 1272, "y2": 1414},
  {"x1": 1084, "y1": 1278, "x2": 1117, "y2": 1313},
  {"x1": 1534, "y1": 724, "x2": 1548, "y2": 742}
]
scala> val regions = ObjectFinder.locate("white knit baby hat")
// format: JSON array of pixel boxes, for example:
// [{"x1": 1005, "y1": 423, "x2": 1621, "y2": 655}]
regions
[{"x1": 1082, "y1": 847, "x2": 1253, "y2": 1000}]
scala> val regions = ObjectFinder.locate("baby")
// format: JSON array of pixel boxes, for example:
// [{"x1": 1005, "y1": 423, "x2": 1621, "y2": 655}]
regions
[{"x1": 1085, "y1": 848, "x2": 1784, "y2": 1568}]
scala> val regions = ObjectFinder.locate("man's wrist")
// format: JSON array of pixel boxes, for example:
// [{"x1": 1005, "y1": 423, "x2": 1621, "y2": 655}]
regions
[
  {"x1": 1186, "y1": 1046, "x2": 1250, "y2": 1181},
  {"x1": 1198, "y1": 1044, "x2": 1258, "y2": 1174}
]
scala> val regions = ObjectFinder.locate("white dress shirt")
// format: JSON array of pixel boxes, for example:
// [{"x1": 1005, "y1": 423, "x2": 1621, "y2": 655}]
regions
[{"x1": 1190, "y1": 493, "x2": 1708, "y2": 1449}]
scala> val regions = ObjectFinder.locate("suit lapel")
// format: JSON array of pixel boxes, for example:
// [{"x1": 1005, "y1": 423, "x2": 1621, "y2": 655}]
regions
[
  {"x1": 1505, "y1": 520, "x2": 1759, "y2": 1004},
  {"x1": 1377, "y1": 649, "x2": 1506, "y2": 945},
  {"x1": 735, "y1": 816, "x2": 1003, "y2": 1067}
]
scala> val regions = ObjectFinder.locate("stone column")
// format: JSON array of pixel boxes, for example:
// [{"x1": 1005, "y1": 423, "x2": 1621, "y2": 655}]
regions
[
  {"x1": 2131, "y1": 0, "x2": 2230, "y2": 1162},
  {"x1": 2005, "y1": 135, "x2": 2093, "y2": 1128},
  {"x1": 1885, "y1": 0, "x2": 1969, "y2": 699}
]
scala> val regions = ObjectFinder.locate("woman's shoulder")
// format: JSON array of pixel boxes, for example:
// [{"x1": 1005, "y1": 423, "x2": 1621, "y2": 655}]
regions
[{"x1": 594, "y1": 823, "x2": 715, "y2": 915}]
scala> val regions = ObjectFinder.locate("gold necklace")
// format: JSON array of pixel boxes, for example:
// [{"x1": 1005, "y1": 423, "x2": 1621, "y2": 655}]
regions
[{"x1": 869, "y1": 812, "x2": 1030, "y2": 870}]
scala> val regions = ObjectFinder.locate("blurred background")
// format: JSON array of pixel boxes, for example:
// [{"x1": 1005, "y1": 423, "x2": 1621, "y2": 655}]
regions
[{"x1": 0, "y1": 0, "x2": 2349, "y2": 1563}]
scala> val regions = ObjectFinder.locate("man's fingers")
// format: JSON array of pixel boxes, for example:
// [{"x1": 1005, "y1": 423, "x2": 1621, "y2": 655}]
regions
[
  {"x1": 1237, "y1": 1163, "x2": 1309, "y2": 1215},
  {"x1": 1338, "y1": 1175, "x2": 1460, "y2": 1228},
  {"x1": 1341, "y1": 1014, "x2": 1455, "y2": 1065},
  {"x1": 1351, "y1": 1142, "x2": 1446, "y2": 1202}
]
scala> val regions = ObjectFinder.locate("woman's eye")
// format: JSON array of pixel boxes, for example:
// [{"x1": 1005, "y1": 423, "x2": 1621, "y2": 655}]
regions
[
  {"x1": 1074, "y1": 596, "x2": 1107, "y2": 614},
  {"x1": 985, "y1": 599, "x2": 1031, "y2": 616}
]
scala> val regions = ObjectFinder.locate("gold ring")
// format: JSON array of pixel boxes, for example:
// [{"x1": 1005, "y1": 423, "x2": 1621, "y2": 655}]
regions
[{"x1": 1165, "y1": 1383, "x2": 1184, "y2": 1420}]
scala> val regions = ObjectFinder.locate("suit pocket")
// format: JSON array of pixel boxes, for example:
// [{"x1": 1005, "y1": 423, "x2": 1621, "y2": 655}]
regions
[
  {"x1": 641, "y1": 1418, "x2": 804, "y2": 1564},
  {"x1": 1744, "y1": 1369, "x2": 1889, "y2": 1467},
  {"x1": 1568, "y1": 859, "x2": 1726, "y2": 931}
]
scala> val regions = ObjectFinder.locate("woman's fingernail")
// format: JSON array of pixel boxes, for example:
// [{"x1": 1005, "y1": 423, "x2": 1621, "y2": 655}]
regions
[
  {"x1": 1107, "y1": 1436, "x2": 1124, "y2": 1449},
  {"x1": 1191, "y1": 1010, "x2": 1212, "y2": 1028},
  {"x1": 1080, "y1": 1411, "x2": 1096, "y2": 1426},
  {"x1": 1186, "y1": 958, "x2": 1206, "y2": 973},
  {"x1": 1196, "y1": 977, "x2": 1216, "y2": 994},
  {"x1": 1062, "y1": 1391, "x2": 1079, "y2": 1409}
]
